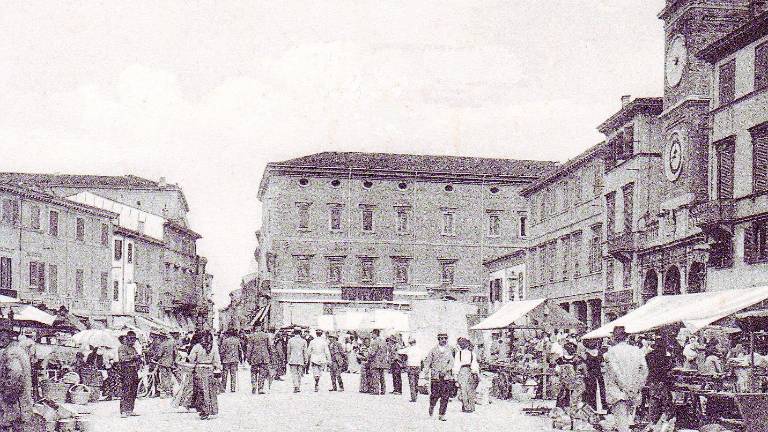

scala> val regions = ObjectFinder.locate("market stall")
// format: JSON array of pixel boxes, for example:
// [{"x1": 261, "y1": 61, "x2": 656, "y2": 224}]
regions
[
  {"x1": 471, "y1": 299, "x2": 586, "y2": 402},
  {"x1": 582, "y1": 285, "x2": 768, "y2": 430}
]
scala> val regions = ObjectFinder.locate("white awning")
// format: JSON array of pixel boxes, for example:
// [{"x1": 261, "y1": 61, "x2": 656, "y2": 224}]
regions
[
  {"x1": 471, "y1": 299, "x2": 584, "y2": 331},
  {"x1": 583, "y1": 285, "x2": 768, "y2": 339}
]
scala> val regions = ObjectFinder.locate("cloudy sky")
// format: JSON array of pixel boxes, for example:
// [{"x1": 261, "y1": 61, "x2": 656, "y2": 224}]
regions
[{"x1": 0, "y1": 0, "x2": 666, "y2": 307}]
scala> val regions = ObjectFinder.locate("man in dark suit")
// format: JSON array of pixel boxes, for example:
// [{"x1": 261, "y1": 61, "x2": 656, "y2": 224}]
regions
[
  {"x1": 246, "y1": 325, "x2": 272, "y2": 394},
  {"x1": 367, "y1": 329, "x2": 389, "y2": 395}
]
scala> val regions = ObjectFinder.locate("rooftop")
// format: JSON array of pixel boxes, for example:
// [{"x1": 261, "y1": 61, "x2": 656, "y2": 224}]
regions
[
  {"x1": 0, "y1": 182, "x2": 118, "y2": 219},
  {"x1": 698, "y1": 10, "x2": 768, "y2": 63},
  {"x1": 597, "y1": 97, "x2": 663, "y2": 135},
  {"x1": 520, "y1": 142, "x2": 606, "y2": 196},
  {"x1": 0, "y1": 171, "x2": 189, "y2": 213},
  {"x1": 269, "y1": 151, "x2": 557, "y2": 178},
  {"x1": 0, "y1": 172, "x2": 177, "y2": 189}
]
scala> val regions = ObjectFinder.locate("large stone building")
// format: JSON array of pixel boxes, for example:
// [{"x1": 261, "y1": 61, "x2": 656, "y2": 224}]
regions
[
  {"x1": 0, "y1": 183, "x2": 117, "y2": 322},
  {"x1": 521, "y1": 143, "x2": 607, "y2": 329},
  {"x1": 0, "y1": 173, "x2": 213, "y2": 327},
  {"x1": 256, "y1": 152, "x2": 556, "y2": 327}
]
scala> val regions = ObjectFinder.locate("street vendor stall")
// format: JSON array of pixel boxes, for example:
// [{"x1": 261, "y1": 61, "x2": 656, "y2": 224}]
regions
[
  {"x1": 582, "y1": 285, "x2": 768, "y2": 430},
  {"x1": 471, "y1": 299, "x2": 586, "y2": 403}
]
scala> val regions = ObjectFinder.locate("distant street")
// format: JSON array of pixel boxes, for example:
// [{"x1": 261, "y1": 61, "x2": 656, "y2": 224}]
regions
[{"x1": 87, "y1": 368, "x2": 553, "y2": 431}]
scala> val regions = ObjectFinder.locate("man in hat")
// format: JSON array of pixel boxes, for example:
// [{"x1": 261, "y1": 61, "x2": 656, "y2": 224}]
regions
[
  {"x1": 287, "y1": 328, "x2": 308, "y2": 393},
  {"x1": 327, "y1": 332, "x2": 346, "y2": 392},
  {"x1": 367, "y1": 329, "x2": 389, "y2": 395},
  {"x1": 604, "y1": 326, "x2": 648, "y2": 432},
  {"x1": 219, "y1": 329, "x2": 241, "y2": 393},
  {"x1": 307, "y1": 329, "x2": 331, "y2": 392},
  {"x1": 398, "y1": 337, "x2": 423, "y2": 402},
  {"x1": 156, "y1": 332, "x2": 178, "y2": 398},
  {"x1": 246, "y1": 325, "x2": 272, "y2": 394},
  {"x1": 118, "y1": 330, "x2": 142, "y2": 417},
  {"x1": 0, "y1": 324, "x2": 33, "y2": 432},
  {"x1": 422, "y1": 332, "x2": 455, "y2": 421}
]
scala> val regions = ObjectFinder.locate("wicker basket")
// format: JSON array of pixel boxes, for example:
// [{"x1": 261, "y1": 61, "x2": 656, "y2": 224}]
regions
[
  {"x1": 40, "y1": 381, "x2": 70, "y2": 402},
  {"x1": 68, "y1": 384, "x2": 91, "y2": 405}
]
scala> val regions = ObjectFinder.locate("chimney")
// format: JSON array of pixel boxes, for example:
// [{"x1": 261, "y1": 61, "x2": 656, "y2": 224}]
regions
[
  {"x1": 158, "y1": 176, "x2": 167, "y2": 187},
  {"x1": 621, "y1": 95, "x2": 632, "y2": 108}
]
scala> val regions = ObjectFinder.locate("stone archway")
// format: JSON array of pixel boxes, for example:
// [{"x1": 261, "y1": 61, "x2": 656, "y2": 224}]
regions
[
  {"x1": 688, "y1": 262, "x2": 706, "y2": 294},
  {"x1": 663, "y1": 266, "x2": 681, "y2": 295},
  {"x1": 642, "y1": 270, "x2": 659, "y2": 303}
]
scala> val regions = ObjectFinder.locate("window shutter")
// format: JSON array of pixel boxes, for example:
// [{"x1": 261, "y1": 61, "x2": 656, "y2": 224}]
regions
[
  {"x1": 752, "y1": 125, "x2": 768, "y2": 194},
  {"x1": 745, "y1": 223, "x2": 757, "y2": 264},
  {"x1": 624, "y1": 125, "x2": 634, "y2": 156},
  {"x1": 717, "y1": 138, "x2": 735, "y2": 199},
  {"x1": 756, "y1": 41, "x2": 768, "y2": 91},
  {"x1": 38, "y1": 263, "x2": 45, "y2": 291}
]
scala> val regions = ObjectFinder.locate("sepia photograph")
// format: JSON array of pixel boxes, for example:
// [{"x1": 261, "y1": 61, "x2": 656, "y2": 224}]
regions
[{"x1": 1, "y1": 0, "x2": 768, "y2": 431}]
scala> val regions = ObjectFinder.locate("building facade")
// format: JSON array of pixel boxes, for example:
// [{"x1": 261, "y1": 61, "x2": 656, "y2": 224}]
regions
[
  {"x1": 596, "y1": 1, "x2": 766, "y2": 318},
  {"x1": 696, "y1": 8, "x2": 768, "y2": 292},
  {"x1": 521, "y1": 144, "x2": 606, "y2": 329},
  {"x1": 0, "y1": 184, "x2": 117, "y2": 320},
  {"x1": 483, "y1": 250, "x2": 526, "y2": 315},
  {"x1": 0, "y1": 173, "x2": 214, "y2": 327},
  {"x1": 67, "y1": 191, "x2": 210, "y2": 328},
  {"x1": 257, "y1": 152, "x2": 555, "y2": 327}
]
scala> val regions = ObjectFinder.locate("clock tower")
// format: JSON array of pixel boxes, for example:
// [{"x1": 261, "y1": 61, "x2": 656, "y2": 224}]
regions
[{"x1": 658, "y1": 0, "x2": 752, "y2": 202}]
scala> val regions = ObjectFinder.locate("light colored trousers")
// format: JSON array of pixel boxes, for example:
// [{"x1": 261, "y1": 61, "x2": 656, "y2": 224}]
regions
[
  {"x1": 611, "y1": 400, "x2": 636, "y2": 432},
  {"x1": 289, "y1": 364, "x2": 304, "y2": 389}
]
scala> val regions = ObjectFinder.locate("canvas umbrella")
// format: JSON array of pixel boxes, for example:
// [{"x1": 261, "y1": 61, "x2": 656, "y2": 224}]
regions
[
  {"x1": 10, "y1": 304, "x2": 57, "y2": 325},
  {"x1": 71, "y1": 329, "x2": 121, "y2": 349}
]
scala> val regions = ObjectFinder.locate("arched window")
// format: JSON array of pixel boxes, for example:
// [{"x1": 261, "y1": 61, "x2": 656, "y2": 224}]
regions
[
  {"x1": 663, "y1": 266, "x2": 681, "y2": 295},
  {"x1": 642, "y1": 270, "x2": 659, "y2": 303}
]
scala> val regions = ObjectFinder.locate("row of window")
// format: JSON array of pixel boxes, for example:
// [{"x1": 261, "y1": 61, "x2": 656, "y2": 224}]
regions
[
  {"x1": 0, "y1": 256, "x2": 112, "y2": 300},
  {"x1": 297, "y1": 177, "x2": 503, "y2": 194},
  {"x1": 0, "y1": 200, "x2": 110, "y2": 245},
  {"x1": 530, "y1": 224, "x2": 603, "y2": 286},
  {"x1": 718, "y1": 40, "x2": 768, "y2": 106},
  {"x1": 296, "y1": 203, "x2": 527, "y2": 237},
  {"x1": 293, "y1": 255, "x2": 458, "y2": 286},
  {"x1": 531, "y1": 163, "x2": 604, "y2": 225},
  {"x1": 715, "y1": 123, "x2": 768, "y2": 199}
]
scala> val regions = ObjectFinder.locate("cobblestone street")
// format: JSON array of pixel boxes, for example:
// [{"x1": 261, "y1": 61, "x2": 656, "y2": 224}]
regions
[{"x1": 87, "y1": 369, "x2": 552, "y2": 431}]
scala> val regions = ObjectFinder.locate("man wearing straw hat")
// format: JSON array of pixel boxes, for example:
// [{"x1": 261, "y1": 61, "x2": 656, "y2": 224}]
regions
[
  {"x1": 422, "y1": 332, "x2": 455, "y2": 422},
  {"x1": 0, "y1": 322, "x2": 33, "y2": 432}
]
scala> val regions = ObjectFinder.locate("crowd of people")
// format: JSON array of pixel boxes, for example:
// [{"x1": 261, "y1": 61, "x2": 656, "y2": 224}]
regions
[{"x1": 3, "y1": 316, "x2": 765, "y2": 430}]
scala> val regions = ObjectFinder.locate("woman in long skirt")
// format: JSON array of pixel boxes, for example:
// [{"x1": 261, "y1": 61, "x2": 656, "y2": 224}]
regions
[
  {"x1": 188, "y1": 331, "x2": 222, "y2": 420},
  {"x1": 453, "y1": 338, "x2": 480, "y2": 413}
]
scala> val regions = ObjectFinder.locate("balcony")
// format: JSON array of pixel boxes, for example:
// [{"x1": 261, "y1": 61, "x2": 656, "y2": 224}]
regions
[
  {"x1": 691, "y1": 199, "x2": 736, "y2": 231},
  {"x1": 607, "y1": 231, "x2": 635, "y2": 262}
]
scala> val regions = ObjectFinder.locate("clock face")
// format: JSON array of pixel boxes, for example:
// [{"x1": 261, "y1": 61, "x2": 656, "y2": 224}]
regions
[
  {"x1": 664, "y1": 134, "x2": 684, "y2": 182},
  {"x1": 666, "y1": 35, "x2": 687, "y2": 88}
]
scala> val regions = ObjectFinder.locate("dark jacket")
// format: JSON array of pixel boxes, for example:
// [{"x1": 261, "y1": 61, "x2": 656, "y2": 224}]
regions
[
  {"x1": 246, "y1": 331, "x2": 272, "y2": 365},
  {"x1": 368, "y1": 337, "x2": 389, "y2": 369},
  {"x1": 219, "y1": 335, "x2": 241, "y2": 364}
]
